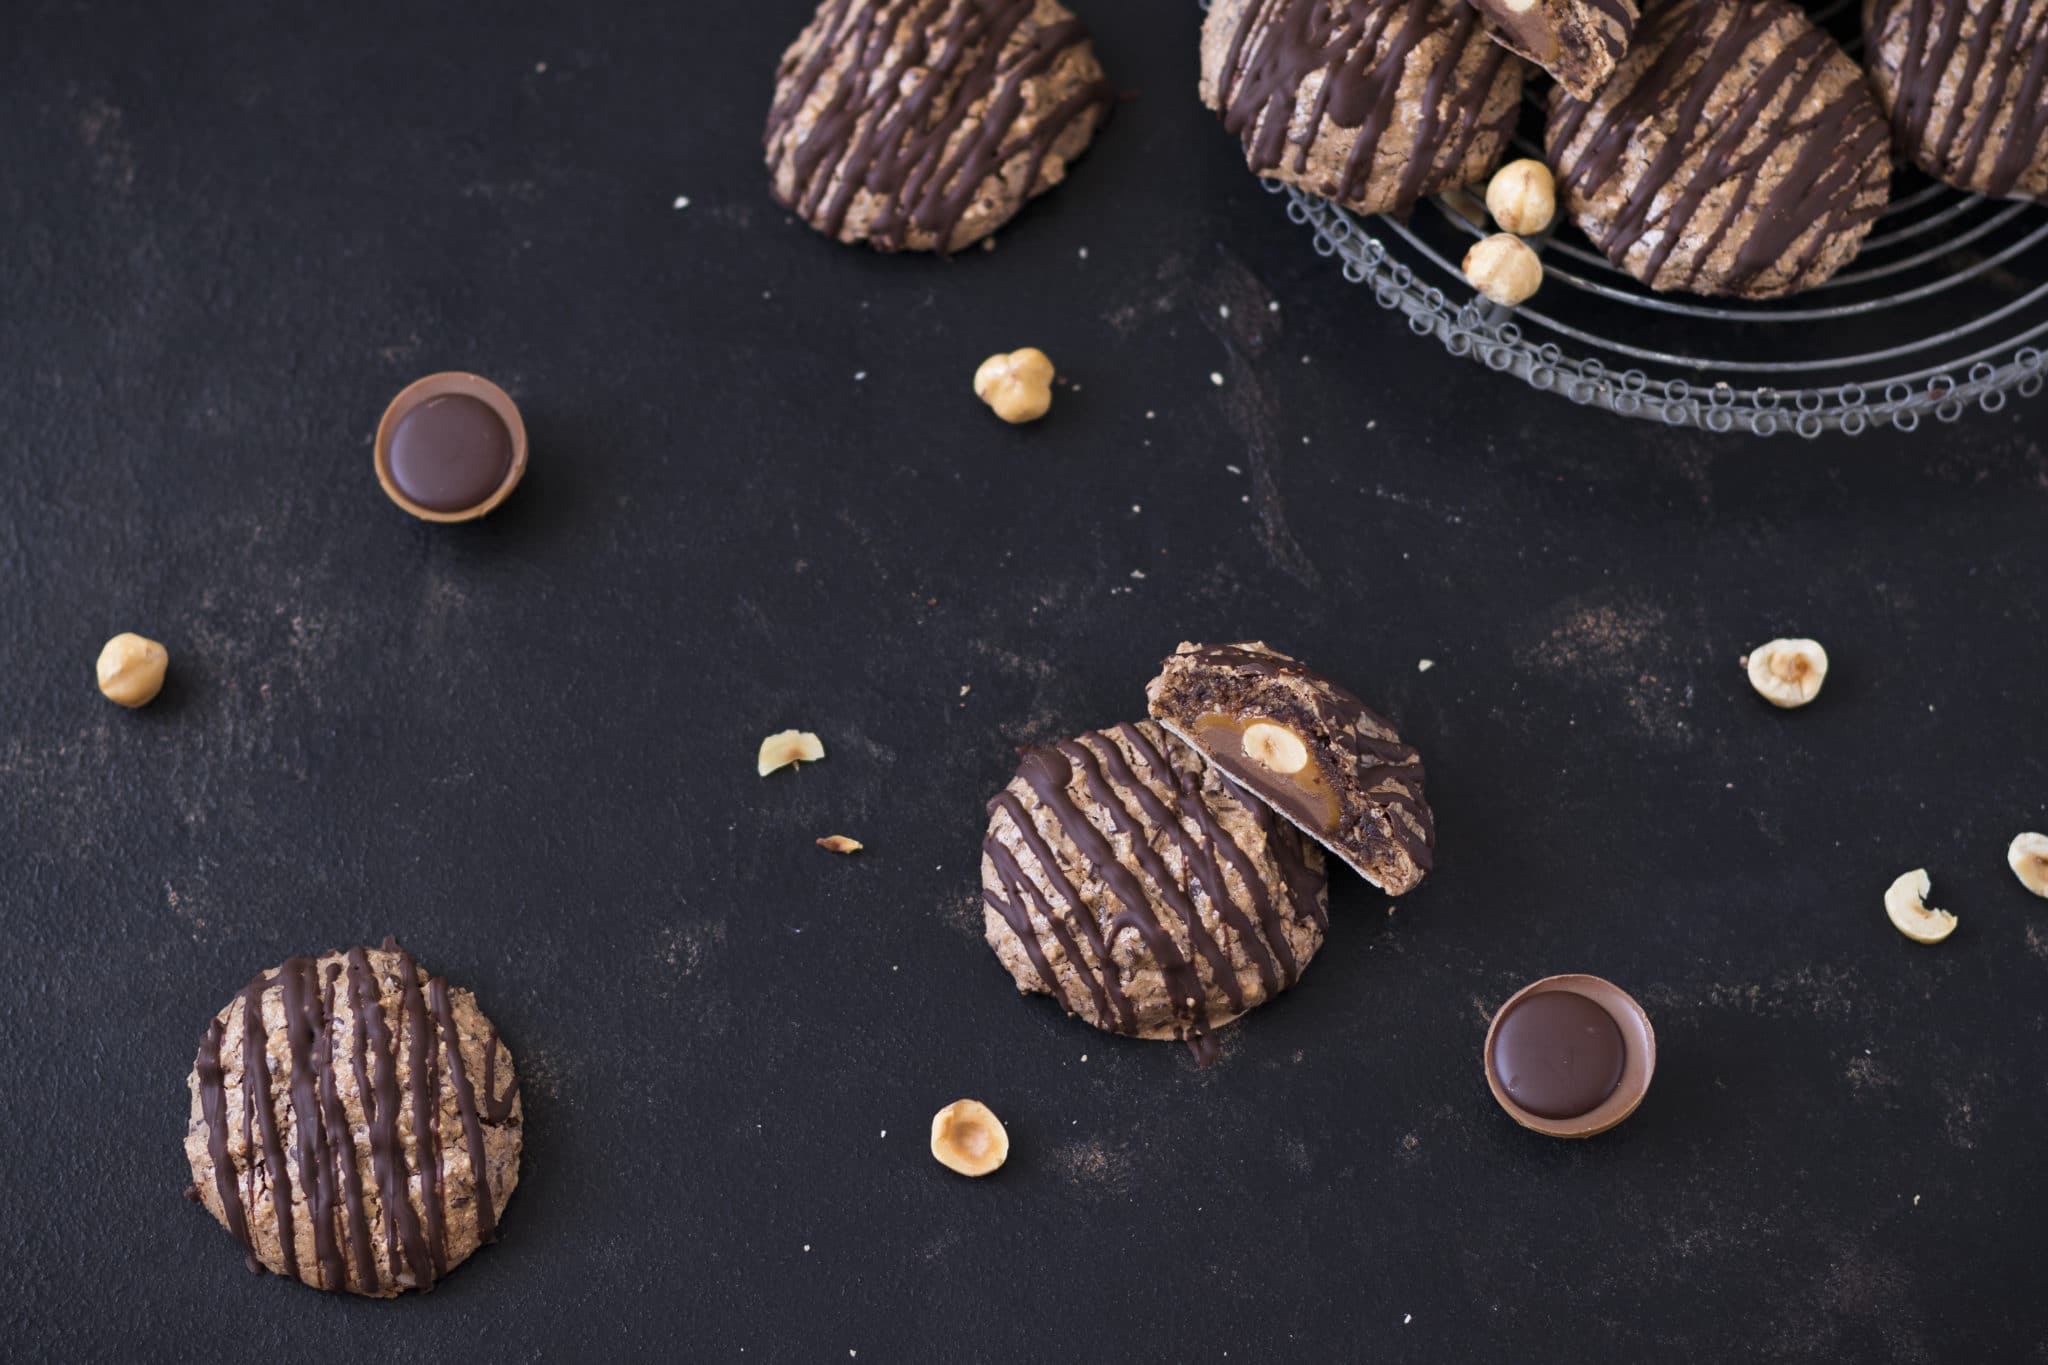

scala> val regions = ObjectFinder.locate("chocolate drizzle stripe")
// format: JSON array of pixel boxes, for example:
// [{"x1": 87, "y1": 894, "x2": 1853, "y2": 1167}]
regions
[
  {"x1": 194, "y1": 1018, "x2": 253, "y2": 1263},
  {"x1": 766, "y1": 0, "x2": 1113, "y2": 252},
  {"x1": 480, "y1": 1027, "x2": 517, "y2": 1125},
  {"x1": 346, "y1": 945, "x2": 434, "y2": 1290},
  {"x1": 399, "y1": 953, "x2": 447, "y2": 1280},
  {"x1": 279, "y1": 958, "x2": 345, "y2": 1289},
  {"x1": 240, "y1": 976, "x2": 298, "y2": 1281},
  {"x1": 319, "y1": 963, "x2": 377, "y2": 1291},
  {"x1": 428, "y1": 978, "x2": 498, "y2": 1245}
]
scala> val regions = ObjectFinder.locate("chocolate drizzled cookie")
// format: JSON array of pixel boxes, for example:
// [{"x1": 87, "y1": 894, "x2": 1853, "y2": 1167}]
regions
[
  {"x1": 764, "y1": 0, "x2": 1115, "y2": 253},
  {"x1": 1200, "y1": 0, "x2": 1527, "y2": 217},
  {"x1": 184, "y1": 940, "x2": 520, "y2": 1297},
  {"x1": 1146, "y1": 642, "x2": 1434, "y2": 895},
  {"x1": 1546, "y1": 0, "x2": 1891, "y2": 298},
  {"x1": 1866, "y1": 0, "x2": 2048, "y2": 200},
  {"x1": 981, "y1": 720, "x2": 1329, "y2": 1062},
  {"x1": 1470, "y1": 0, "x2": 1638, "y2": 99}
]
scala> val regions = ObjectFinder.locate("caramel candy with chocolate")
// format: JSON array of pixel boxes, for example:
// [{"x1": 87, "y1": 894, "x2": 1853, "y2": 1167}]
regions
[{"x1": 1145, "y1": 642, "x2": 1434, "y2": 895}]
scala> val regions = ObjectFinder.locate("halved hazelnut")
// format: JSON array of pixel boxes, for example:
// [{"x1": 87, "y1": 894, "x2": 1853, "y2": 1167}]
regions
[
  {"x1": 757, "y1": 729, "x2": 825, "y2": 776},
  {"x1": 1884, "y1": 868, "x2": 1957, "y2": 944},
  {"x1": 2008, "y1": 833, "x2": 2048, "y2": 898},
  {"x1": 816, "y1": 835, "x2": 863, "y2": 854},
  {"x1": 1241, "y1": 720, "x2": 1310, "y2": 775},
  {"x1": 1743, "y1": 638, "x2": 1828, "y2": 708},
  {"x1": 929, "y1": 1099, "x2": 1009, "y2": 1177}
]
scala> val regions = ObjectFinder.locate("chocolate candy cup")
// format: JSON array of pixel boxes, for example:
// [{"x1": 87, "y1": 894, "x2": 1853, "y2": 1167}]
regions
[
  {"x1": 1484, "y1": 973, "x2": 1655, "y2": 1138},
  {"x1": 374, "y1": 372, "x2": 528, "y2": 523}
]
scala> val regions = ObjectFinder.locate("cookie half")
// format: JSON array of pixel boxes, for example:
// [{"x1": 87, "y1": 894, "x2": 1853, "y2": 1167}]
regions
[
  {"x1": 184, "y1": 940, "x2": 521, "y2": 1296},
  {"x1": 1472, "y1": 0, "x2": 1639, "y2": 99},
  {"x1": 1145, "y1": 642, "x2": 1434, "y2": 895},
  {"x1": 981, "y1": 720, "x2": 1329, "y2": 1061},
  {"x1": 1546, "y1": 0, "x2": 1891, "y2": 298},
  {"x1": 764, "y1": 0, "x2": 1115, "y2": 253},
  {"x1": 1866, "y1": 0, "x2": 2048, "y2": 200},
  {"x1": 1199, "y1": 0, "x2": 1527, "y2": 217}
]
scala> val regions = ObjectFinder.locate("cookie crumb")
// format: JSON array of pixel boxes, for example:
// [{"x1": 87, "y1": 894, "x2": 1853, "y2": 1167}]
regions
[
  {"x1": 1209, "y1": 372, "x2": 1224, "y2": 386},
  {"x1": 672, "y1": 194, "x2": 689, "y2": 209},
  {"x1": 1417, "y1": 659, "x2": 1435, "y2": 672}
]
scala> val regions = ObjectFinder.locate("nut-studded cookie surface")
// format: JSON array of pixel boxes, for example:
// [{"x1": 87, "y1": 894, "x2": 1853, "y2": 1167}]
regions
[
  {"x1": 1146, "y1": 641, "x2": 1434, "y2": 895},
  {"x1": 1469, "y1": 0, "x2": 1638, "y2": 99},
  {"x1": 1865, "y1": 0, "x2": 2048, "y2": 200},
  {"x1": 1199, "y1": 0, "x2": 1528, "y2": 217},
  {"x1": 764, "y1": 0, "x2": 1115, "y2": 253},
  {"x1": 981, "y1": 720, "x2": 1329, "y2": 1060},
  {"x1": 1545, "y1": 0, "x2": 1891, "y2": 298},
  {"x1": 184, "y1": 940, "x2": 521, "y2": 1297}
]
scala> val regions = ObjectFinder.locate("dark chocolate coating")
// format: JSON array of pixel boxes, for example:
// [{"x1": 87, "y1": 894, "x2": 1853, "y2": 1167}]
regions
[
  {"x1": 1490, "y1": 989, "x2": 1626, "y2": 1120},
  {"x1": 386, "y1": 393, "x2": 514, "y2": 514}
]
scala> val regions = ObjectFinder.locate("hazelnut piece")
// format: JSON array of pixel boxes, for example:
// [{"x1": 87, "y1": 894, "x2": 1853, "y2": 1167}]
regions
[
  {"x1": 757, "y1": 729, "x2": 825, "y2": 776},
  {"x1": 96, "y1": 632, "x2": 168, "y2": 708},
  {"x1": 973, "y1": 348, "x2": 1054, "y2": 424},
  {"x1": 1461, "y1": 233, "x2": 1543, "y2": 307},
  {"x1": 1241, "y1": 720, "x2": 1310, "y2": 775},
  {"x1": 1485, "y1": 158, "x2": 1556, "y2": 235},
  {"x1": 1743, "y1": 638, "x2": 1828, "y2": 708},
  {"x1": 929, "y1": 1099, "x2": 1009, "y2": 1177},
  {"x1": 816, "y1": 835, "x2": 864, "y2": 854},
  {"x1": 2008, "y1": 833, "x2": 2048, "y2": 898},
  {"x1": 1884, "y1": 869, "x2": 1957, "y2": 944}
]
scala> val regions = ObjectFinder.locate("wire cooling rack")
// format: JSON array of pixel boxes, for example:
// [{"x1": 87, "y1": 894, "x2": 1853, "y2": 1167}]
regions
[{"x1": 1204, "y1": 0, "x2": 2048, "y2": 435}]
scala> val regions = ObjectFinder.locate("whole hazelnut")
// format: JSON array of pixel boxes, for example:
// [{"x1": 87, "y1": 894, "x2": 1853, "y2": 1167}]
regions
[
  {"x1": 1461, "y1": 233, "x2": 1543, "y2": 307},
  {"x1": 97, "y1": 632, "x2": 168, "y2": 708},
  {"x1": 1485, "y1": 159, "x2": 1556, "y2": 236},
  {"x1": 973, "y1": 348, "x2": 1055, "y2": 424}
]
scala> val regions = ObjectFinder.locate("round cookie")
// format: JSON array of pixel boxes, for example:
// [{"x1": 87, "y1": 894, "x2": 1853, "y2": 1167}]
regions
[
  {"x1": 184, "y1": 940, "x2": 521, "y2": 1297},
  {"x1": 981, "y1": 720, "x2": 1328, "y2": 1061},
  {"x1": 1199, "y1": 0, "x2": 1528, "y2": 217},
  {"x1": 1866, "y1": 0, "x2": 2048, "y2": 200},
  {"x1": 764, "y1": 0, "x2": 1115, "y2": 253},
  {"x1": 1546, "y1": 0, "x2": 1891, "y2": 298},
  {"x1": 1146, "y1": 642, "x2": 1435, "y2": 896}
]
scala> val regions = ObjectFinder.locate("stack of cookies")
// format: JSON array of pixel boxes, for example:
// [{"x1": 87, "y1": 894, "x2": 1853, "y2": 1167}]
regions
[
  {"x1": 1201, "y1": 0, "x2": 2048, "y2": 298},
  {"x1": 979, "y1": 643, "x2": 1435, "y2": 1061}
]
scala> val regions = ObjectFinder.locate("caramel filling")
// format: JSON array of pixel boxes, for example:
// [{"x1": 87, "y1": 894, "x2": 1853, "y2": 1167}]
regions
[{"x1": 1191, "y1": 712, "x2": 1342, "y2": 834}]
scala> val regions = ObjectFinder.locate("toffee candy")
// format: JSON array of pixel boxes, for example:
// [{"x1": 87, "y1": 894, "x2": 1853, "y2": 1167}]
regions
[
  {"x1": 981, "y1": 719, "x2": 1329, "y2": 1062},
  {"x1": 1199, "y1": 0, "x2": 1529, "y2": 218},
  {"x1": 1546, "y1": 0, "x2": 1891, "y2": 298},
  {"x1": 1865, "y1": 0, "x2": 2048, "y2": 200},
  {"x1": 374, "y1": 372, "x2": 527, "y2": 522},
  {"x1": 184, "y1": 939, "x2": 521, "y2": 1296},
  {"x1": 764, "y1": 0, "x2": 1115, "y2": 254},
  {"x1": 1145, "y1": 641, "x2": 1434, "y2": 895},
  {"x1": 1484, "y1": 974, "x2": 1654, "y2": 1138}
]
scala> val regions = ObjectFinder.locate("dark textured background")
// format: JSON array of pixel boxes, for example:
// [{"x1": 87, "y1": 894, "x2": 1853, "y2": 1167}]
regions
[{"x1": 4, "y1": 1, "x2": 2046, "y2": 1360}]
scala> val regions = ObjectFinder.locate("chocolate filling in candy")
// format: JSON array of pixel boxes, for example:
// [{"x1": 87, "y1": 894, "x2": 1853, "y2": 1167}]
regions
[
  {"x1": 387, "y1": 394, "x2": 514, "y2": 514},
  {"x1": 1489, "y1": 989, "x2": 1625, "y2": 1120}
]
